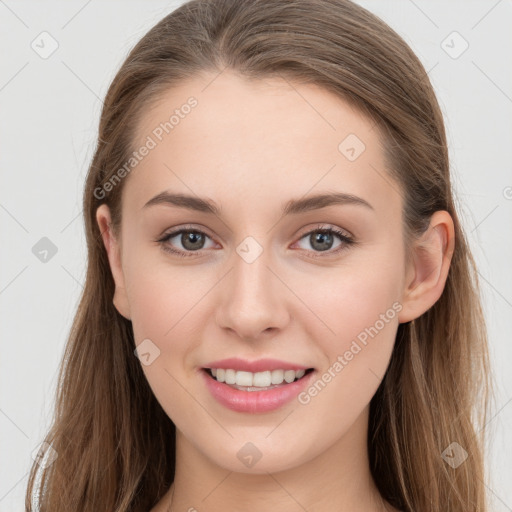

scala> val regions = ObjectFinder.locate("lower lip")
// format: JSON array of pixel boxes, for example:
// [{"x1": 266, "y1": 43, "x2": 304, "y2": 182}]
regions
[{"x1": 200, "y1": 369, "x2": 315, "y2": 413}]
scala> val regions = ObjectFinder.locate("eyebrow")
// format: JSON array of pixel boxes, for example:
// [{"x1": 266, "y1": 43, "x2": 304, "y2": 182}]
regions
[{"x1": 142, "y1": 190, "x2": 374, "y2": 215}]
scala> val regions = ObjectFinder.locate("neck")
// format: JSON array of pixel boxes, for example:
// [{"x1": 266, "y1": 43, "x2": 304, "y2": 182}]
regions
[{"x1": 163, "y1": 406, "x2": 395, "y2": 512}]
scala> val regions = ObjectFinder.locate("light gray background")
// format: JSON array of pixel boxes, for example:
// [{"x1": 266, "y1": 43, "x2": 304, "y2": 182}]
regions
[{"x1": 1, "y1": 1, "x2": 511, "y2": 510}]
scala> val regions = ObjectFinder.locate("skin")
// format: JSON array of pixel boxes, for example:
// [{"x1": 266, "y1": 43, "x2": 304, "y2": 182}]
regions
[{"x1": 96, "y1": 70, "x2": 455, "y2": 512}]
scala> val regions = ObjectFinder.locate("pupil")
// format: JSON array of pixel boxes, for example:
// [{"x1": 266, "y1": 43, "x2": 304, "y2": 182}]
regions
[
  {"x1": 180, "y1": 231, "x2": 334, "y2": 252},
  {"x1": 182, "y1": 231, "x2": 204, "y2": 250},
  {"x1": 312, "y1": 231, "x2": 332, "y2": 251}
]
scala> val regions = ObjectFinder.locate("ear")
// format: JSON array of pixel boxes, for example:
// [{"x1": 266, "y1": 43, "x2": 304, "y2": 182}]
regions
[
  {"x1": 398, "y1": 210, "x2": 455, "y2": 323},
  {"x1": 96, "y1": 204, "x2": 131, "y2": 320}
]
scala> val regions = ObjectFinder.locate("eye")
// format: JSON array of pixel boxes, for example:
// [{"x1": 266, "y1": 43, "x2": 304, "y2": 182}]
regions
[
  {"x1": 293, "y1": 224, "x2": 355, "y2": 257},
  {"x1": 156, "y1": 224, "x2": 355, "y2": 258},
  {"x1": 156, "y1": 225, "x2": 217, "y2": 258}
]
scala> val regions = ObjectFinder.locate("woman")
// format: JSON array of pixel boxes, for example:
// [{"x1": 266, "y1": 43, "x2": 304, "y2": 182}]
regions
[{"x1": 25, "y1": 0, "x2": 493, "y2": 511}]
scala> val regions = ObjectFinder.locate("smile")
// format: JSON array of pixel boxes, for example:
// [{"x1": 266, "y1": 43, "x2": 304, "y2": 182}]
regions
[
  {"x1": 207, "y1": 367, "x2": 313, "y2": 389},
  {"x1": 201, "y1": 367, "x2": 316, "y2": 413}
]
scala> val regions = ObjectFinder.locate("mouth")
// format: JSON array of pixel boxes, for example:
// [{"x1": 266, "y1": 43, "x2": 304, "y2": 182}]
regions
[
  {"x1": 201, "y1": 365, "x2": 317, "y2": 413},
  {"x1": 202, "y1": 367, "x2": 315, "y2": 392}
]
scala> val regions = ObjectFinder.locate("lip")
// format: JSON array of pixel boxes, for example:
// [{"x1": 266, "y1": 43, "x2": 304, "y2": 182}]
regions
[
  {"x1": 202, "y1": 357, "x2": 310, "y2": 373},
  {"x1": 200, "y1": 367, "x2": 316, "y2": 413}
]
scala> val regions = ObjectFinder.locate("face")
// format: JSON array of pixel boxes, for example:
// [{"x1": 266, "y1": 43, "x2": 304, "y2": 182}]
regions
[{"x1": 97, "y1": 70, "x2": 420, "y2": 474}]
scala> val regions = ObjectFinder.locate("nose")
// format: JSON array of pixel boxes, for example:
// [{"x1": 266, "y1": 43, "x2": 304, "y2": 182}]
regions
[{"x1": 215, "y1": 247, "x2": 290, "y2": 341}]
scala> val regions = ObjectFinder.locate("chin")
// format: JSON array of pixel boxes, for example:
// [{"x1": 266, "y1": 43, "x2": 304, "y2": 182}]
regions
[{"x1": 199, "y1": 440, "x2": 312, "y2": 475}]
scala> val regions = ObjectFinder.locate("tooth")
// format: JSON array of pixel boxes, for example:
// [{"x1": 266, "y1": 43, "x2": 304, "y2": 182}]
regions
[
  {"x1": 225, "y1": 369, "x2": 236, "y2": 385},
  {"x1": 271, "y1": 369, "x2": 284, "y2": 385},
  {"x1": 235, "y1": 371, "x2": 253, "y2": 386},
  {"x1": 284, "y1": 370, "x2": 296, "y2": 383},
  {"x1": 211, "y1": 368, "x2": 308, "y2": 386},
  {"x1": 253, "y1": 371, "x2": 272, "y2": 387}
]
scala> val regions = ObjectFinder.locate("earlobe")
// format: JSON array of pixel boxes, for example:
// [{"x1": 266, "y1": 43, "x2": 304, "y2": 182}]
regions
[
  {"x1": 95, "y1": 204, "x2": 132, "y2": 320},
  {"x1": 398, "y1": 210, "x2": 455, "y2": 323}
]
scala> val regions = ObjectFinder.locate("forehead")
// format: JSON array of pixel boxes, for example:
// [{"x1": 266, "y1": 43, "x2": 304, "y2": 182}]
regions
[{"x1": 124, "y1": 70, "x2": 401, "y2": 221}]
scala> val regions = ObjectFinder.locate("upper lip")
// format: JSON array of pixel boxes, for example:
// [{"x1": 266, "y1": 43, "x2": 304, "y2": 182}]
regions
[{"x1": 203, "y1": 357, "x2": 312, "y2": 373}]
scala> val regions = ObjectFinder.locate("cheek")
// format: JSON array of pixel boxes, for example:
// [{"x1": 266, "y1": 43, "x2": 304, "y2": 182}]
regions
[
  {"x1": 124, "y1": 258, "x2": 205, "y2": 419},
  {"x1": 128, "y1": 275, "x2": 176, "y2": 342},
  {"x1": 294, "y1": 268, "x2": 401, "y2": 427},
  {"x1": 123, "y1": 245, "x2": 192, "y2": 336},
  {"x1": 124, "y1": 254, "x2": 212, "y2": 375},
  {"x1": 290, "y1": 249, "x2": 403, "y2": 397},
  {"x1": 298, "y1": 259, "x2": 402, "y2": 340}
]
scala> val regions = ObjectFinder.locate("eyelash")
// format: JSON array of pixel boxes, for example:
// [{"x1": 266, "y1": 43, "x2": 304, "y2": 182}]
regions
[{"x1": 156, "y1": 224, "x2": 355, "y2": 259}]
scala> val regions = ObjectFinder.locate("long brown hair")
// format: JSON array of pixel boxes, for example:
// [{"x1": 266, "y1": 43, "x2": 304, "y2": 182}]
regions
[{"x1": 25, "y1": 0, "x2": 494, "y2": 510}]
